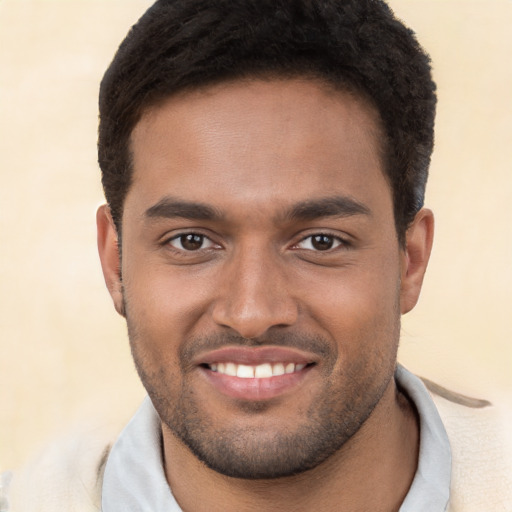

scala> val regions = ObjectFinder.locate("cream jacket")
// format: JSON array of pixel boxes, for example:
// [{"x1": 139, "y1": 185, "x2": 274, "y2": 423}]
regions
[{"x1": 4, "y1": 380, "x2": 512, "y2": 512}]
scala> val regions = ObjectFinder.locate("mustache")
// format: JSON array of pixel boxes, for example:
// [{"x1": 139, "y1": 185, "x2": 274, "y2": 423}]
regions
[{"x1": 179, "y1": 330, "x2": 335, "y2": 368}]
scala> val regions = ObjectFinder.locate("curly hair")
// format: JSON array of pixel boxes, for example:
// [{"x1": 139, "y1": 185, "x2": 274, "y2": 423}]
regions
[{"x1": 98, "y1": 0, "x2": 436, "y2": 244}]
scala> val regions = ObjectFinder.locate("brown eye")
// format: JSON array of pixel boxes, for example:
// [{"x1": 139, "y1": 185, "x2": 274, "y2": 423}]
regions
[
  {"x1": 296, "y1": 234, "x2": 345, "y2": 252},
  {"x1": 311, "y1": 235, "x2": 335, "y2": 251},
  {"x1": 181, "y1": 234, "x2": 204, "y2": 250},
  {"x1": 169, "y1": 233, "x2": 214, "y2": 251}
]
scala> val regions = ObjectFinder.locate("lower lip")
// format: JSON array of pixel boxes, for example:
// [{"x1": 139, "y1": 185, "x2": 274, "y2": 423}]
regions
[{"x1": 200, "y1": 366, "x2": 313, "y2": 401}]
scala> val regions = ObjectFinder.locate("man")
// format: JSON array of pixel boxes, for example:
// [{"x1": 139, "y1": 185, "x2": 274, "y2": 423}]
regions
[{"x1": 5, "y1": 0, "x2": 511, "y2": 510}]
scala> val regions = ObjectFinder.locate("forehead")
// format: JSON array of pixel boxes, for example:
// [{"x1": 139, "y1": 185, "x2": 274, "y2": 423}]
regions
[{"x1": 126, "y1": 78, "x2": 391, "y2": 222}]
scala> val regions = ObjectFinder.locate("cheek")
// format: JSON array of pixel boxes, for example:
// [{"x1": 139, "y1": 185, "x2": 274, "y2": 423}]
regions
[
  {"x1": 122, "y1": 263, "x2": 215, "y2": 363},
  {"x1": 305, "y1": 269, "x2": 401, "y2": 406},
  {"x1": 300, "y1": 261, "x2": 401, "y2": 354}
]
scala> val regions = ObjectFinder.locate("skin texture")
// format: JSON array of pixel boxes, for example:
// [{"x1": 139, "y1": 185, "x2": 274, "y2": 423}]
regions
[{"x1": 97, "y1": 78, "x2": 434, "y2": 511}]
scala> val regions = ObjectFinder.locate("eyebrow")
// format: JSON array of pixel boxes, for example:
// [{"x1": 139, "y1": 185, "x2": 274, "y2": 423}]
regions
[
  {"x1": 145, "y1": 197, "x2": 224, "y2": 221},
  {"x1": 284, "y1": 196, "x2": 371, "y2": 221},
  {"x1": 144, "y1": 195, "x2": 371, "y2": 224}
]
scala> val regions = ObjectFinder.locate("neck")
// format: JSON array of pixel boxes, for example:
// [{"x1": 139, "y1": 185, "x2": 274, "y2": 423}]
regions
[{"x1": 162, "y1": 377, "x2": 419, "y2": 512}]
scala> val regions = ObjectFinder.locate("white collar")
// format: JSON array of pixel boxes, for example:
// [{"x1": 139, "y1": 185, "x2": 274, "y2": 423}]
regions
[
  {"x1": 396, "y1": 365, "x2": 451, "y2": 511},
  {"x1": 102, "y1": 396, "x2": 180, "y2": 511}
]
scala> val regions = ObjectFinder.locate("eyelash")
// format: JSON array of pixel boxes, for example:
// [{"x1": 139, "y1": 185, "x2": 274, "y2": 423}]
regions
[
  {"x1": 166, "y1": 233, "x2": 219, "y2": 252},
  {"x1": 293, "y1": 233, "x2": 351, "y2": 252},
  {"x1": 163, "y1": 232, "x2": 350, "y2": 253}
]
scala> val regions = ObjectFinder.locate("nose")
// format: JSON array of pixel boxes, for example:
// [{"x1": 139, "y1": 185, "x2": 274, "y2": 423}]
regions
[{"x1": 211, "y1": 245, "x2": 299, "y2": 339}]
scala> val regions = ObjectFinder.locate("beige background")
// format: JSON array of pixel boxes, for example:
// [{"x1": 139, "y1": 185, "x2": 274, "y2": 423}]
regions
[{"x1": 0, "y1": 0, "x2": 511, "y2": 470}]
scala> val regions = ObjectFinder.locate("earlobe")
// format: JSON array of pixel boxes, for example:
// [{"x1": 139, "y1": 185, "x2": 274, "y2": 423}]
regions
[
  {"x1": 96, "y1": 204, "x2": 125, "y2": 317},
  {"x1": 400, "y1": 208, "x2": 434, "y2": 314}
]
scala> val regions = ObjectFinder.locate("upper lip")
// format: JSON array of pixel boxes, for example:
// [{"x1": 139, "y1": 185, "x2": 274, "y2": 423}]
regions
[{"x1": 193, "y1": 346, "x2": 318, "y2": 366}]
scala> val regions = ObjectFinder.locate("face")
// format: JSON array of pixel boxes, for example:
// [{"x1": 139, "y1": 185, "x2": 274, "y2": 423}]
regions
[{"x1": 98, "y1": 78, "x2": 432, "y2": 479}]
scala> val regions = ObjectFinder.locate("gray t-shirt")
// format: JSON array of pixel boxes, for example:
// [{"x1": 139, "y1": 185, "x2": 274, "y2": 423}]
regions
[{"x1": 102, "y1": 365, "x2": 451, "y2": 511}]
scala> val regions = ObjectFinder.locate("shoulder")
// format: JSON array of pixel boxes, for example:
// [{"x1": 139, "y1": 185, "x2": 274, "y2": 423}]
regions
[
  {"x1": 422, "y1": 378, "x2": 512, "y2": 512},
  {"x1": 6, "y1": 425, "x2": 116, "y2": 512}
]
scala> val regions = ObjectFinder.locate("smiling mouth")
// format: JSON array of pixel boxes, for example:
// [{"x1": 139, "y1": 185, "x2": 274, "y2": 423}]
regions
[
  {"x1": 198, "y1": 353, "x2": 316, "y2": 400},
  {"x1": 205, "y1": 362, "x2": 309, "y2": 379}
]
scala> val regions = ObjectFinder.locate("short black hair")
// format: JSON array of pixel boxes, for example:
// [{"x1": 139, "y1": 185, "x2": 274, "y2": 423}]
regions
[{"x1": 98, "y1": 0, "x2": 436, "y2": 244}]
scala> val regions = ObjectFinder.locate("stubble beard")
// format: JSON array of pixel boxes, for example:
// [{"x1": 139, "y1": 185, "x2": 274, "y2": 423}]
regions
[
  {"x1": 124, "y1": 296, "x2": 400, "y2": 480},
  {"x1": 159, "y1": 371, "x2": 392, "y2": 479}
]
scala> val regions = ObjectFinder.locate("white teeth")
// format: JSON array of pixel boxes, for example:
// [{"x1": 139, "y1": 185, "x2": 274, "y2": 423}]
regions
[
  {"x1": 210, "y1": 362, "x2": 308, "y2": 378},
  {"x1": 237, "y1": 364, "x2": 255, "y2": 378},
  {"x1": 254, "y1": 363, "x2": 273, "y2": 378},
  {"x1": 225, "y1": 362, "x2": 237, "y2": 377},
  {"x1": 272, "y1": 363, "x2": 285, "y2": 376},
  {"x1": 285, "y1": 363, "x2": 295, "y2": 374}
]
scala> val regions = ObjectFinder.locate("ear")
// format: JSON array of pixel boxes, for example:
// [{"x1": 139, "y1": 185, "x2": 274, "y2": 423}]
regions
[
  {"x1": 96, "y1": 204, "x2": 125, "y2": 316},
  {"x1": 400, "y1": 208, "x2": 434, "y2": 314}
]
